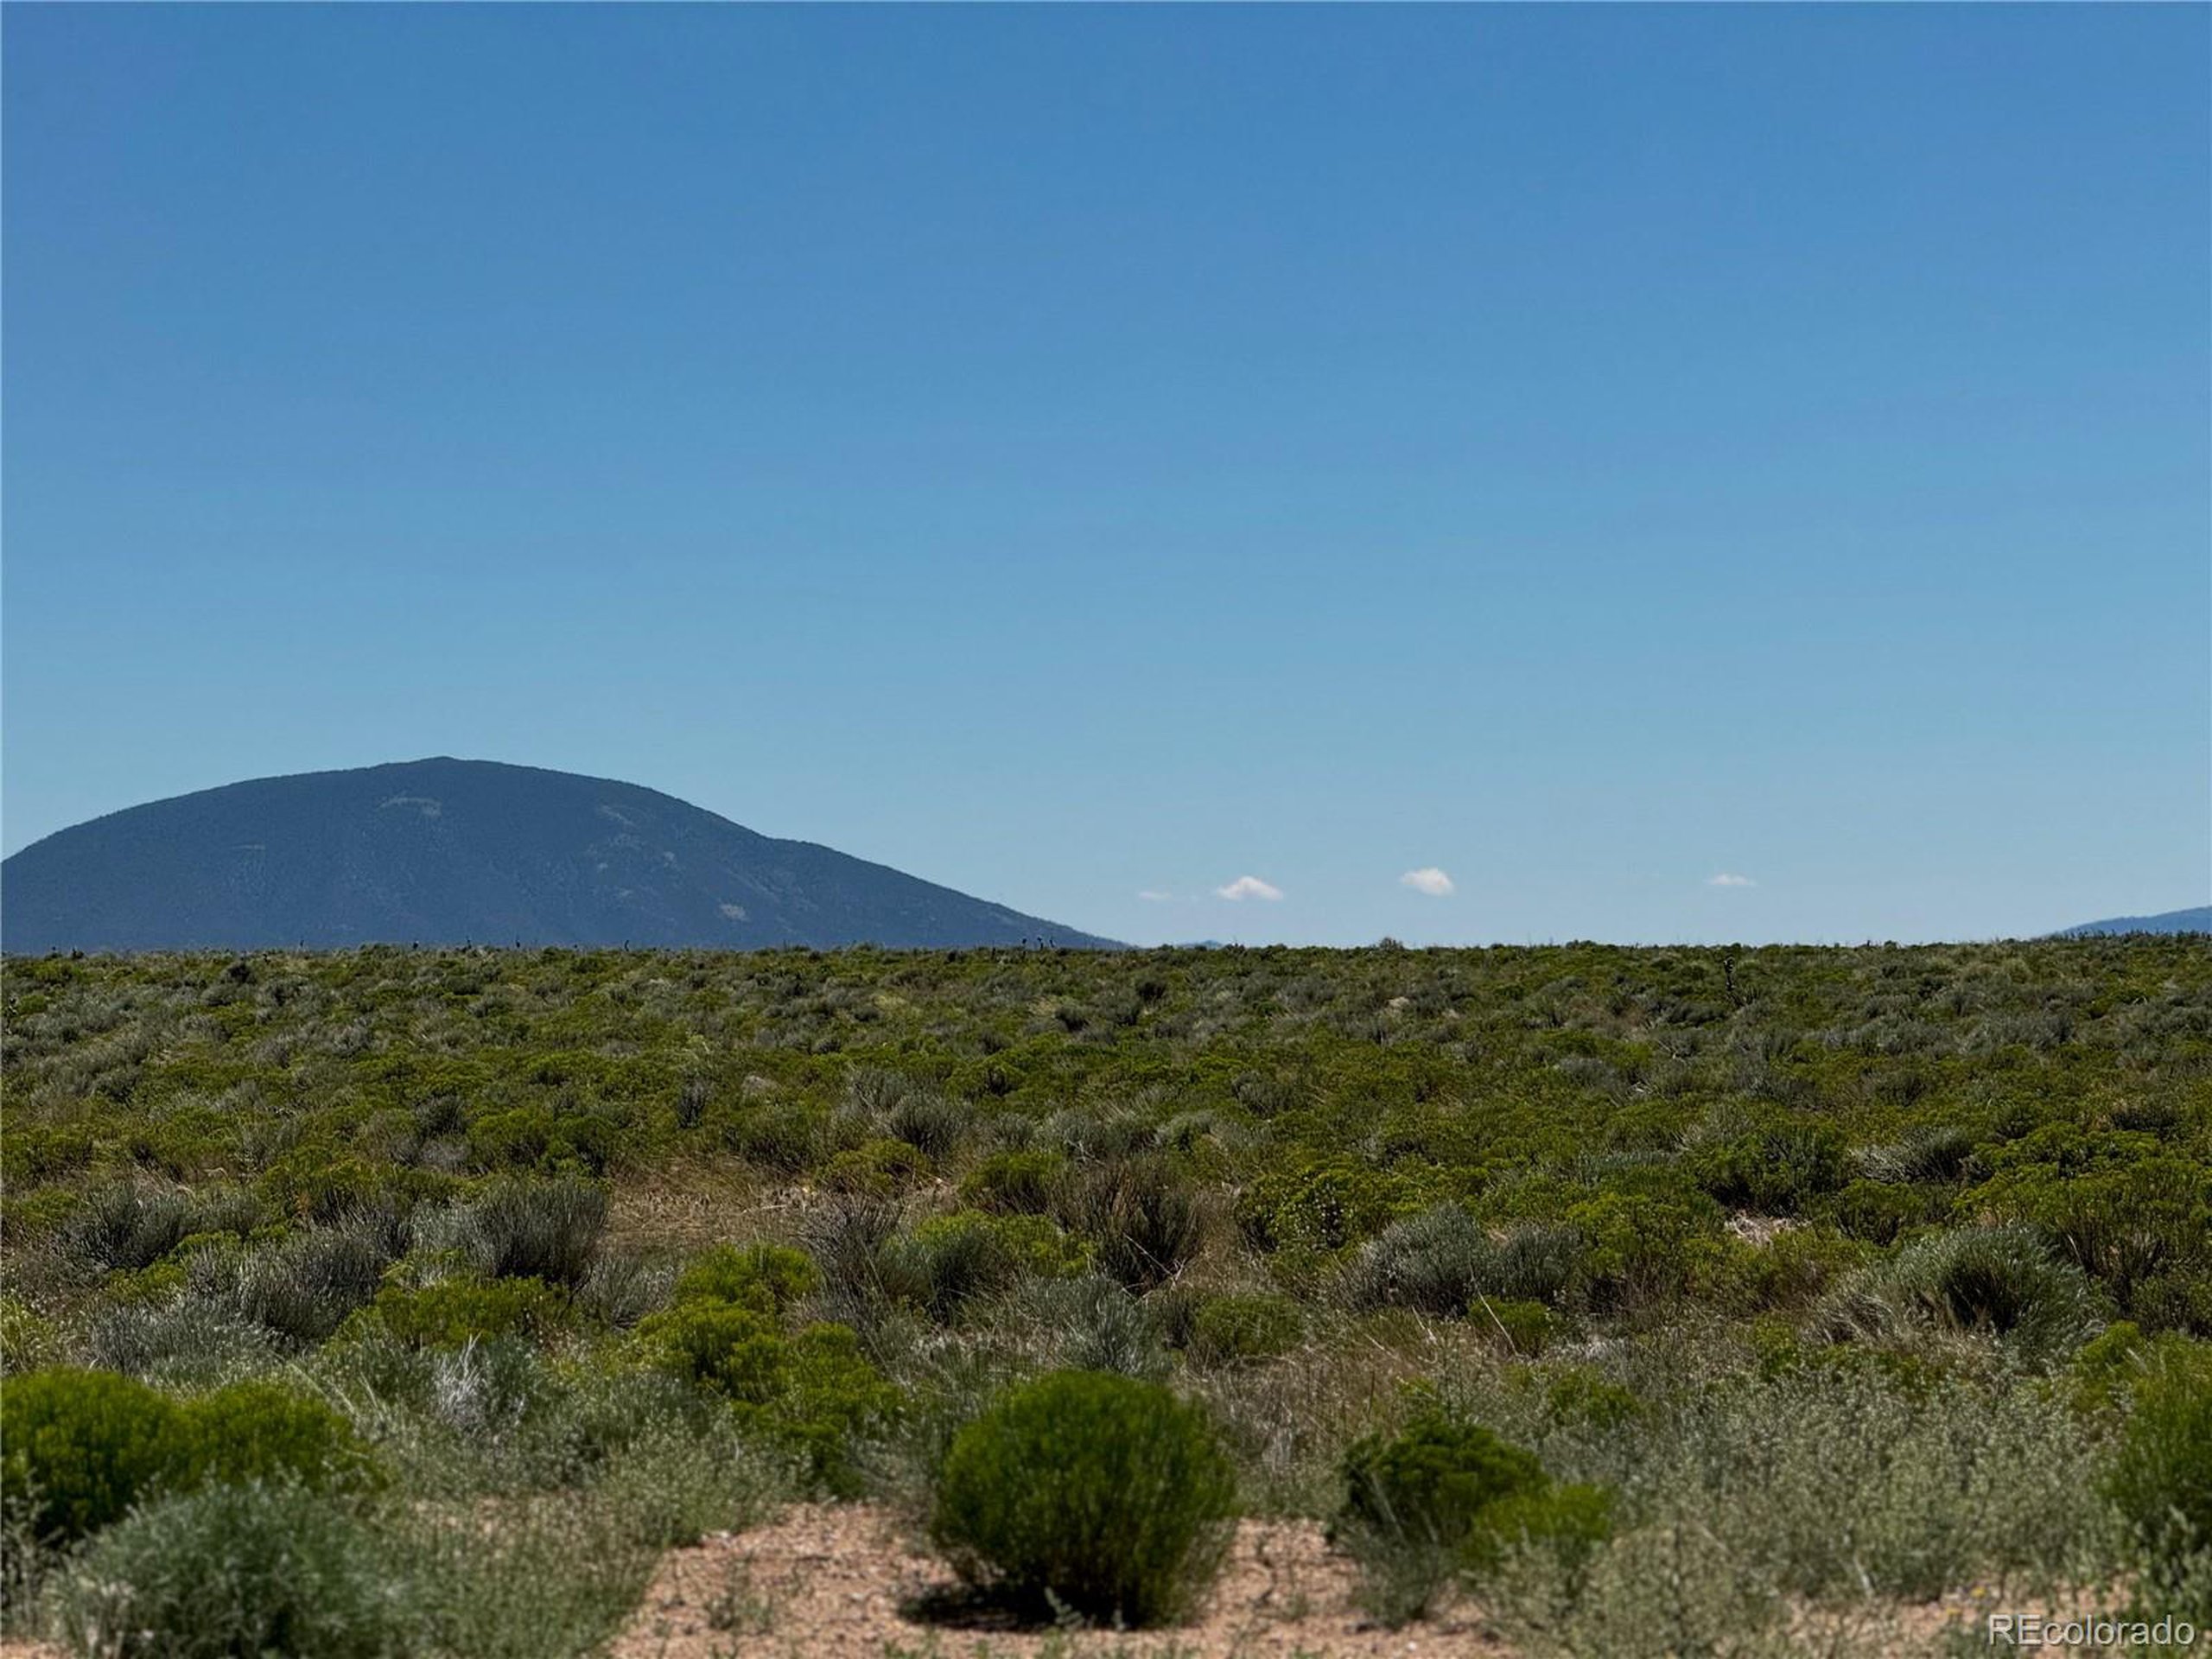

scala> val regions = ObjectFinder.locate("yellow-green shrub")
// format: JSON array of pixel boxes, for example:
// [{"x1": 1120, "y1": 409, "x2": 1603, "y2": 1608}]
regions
[
  {"x1": 637, "y1": 1241, "x2": 898, "y2": 1494},
  {"x1": 2, "y1": 1368, "x2": 182, "y2": 1541},
  {"x1": 959, "y1": 1150, "x2": 1067, "y2": 1215},
  {"x1": 346, "y1": 1274, "x2": 567, "y2": 1349},
  {"x1": 1187, "y1": 1292, "x2": 1305, "y2": 1368},
  {"x1": 2, "y1": 1370, "x2": 373, "y2": 1543}
]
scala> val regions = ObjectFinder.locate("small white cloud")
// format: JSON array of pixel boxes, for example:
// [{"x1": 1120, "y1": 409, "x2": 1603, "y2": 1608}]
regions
[
  {"x1": 1400, "y1": 868, "x2": 1455, "y2": 897},
  {"x1": 1137, "y1": 889, "x2": 1173, "y2": 903},
  {"x1": 1215, "y1": 875, "x2": 1284, "y2": 902},
  {"x1": 1707, "y1": 873, "x2": 1757, "y2": 888}
]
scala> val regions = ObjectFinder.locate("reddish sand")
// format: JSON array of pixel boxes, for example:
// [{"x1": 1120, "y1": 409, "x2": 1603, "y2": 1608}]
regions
[{"x1": 612, "y1": 1503, "x2": 1509, "y2": 1658}]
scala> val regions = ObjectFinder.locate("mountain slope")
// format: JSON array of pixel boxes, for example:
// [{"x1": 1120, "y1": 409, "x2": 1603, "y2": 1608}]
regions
[
  {"x1": 2056, "y1": 906, "x2": 2212, "y2": 938},
  {"x1": 0, "y1": 759, "x2": 1118, "y2": 952}
]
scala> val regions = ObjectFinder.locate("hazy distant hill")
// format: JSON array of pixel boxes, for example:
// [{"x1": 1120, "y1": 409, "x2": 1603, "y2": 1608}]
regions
[
  {"x1": 2056, "y1": 906, "x2": 2212, "y2": 938},
  {"x1": 0, "y1": 759, "x2": 1118, "y2": 953}
]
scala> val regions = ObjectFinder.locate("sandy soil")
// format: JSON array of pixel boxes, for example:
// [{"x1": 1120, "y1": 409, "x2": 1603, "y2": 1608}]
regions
[{"x1": 612, "y1": 1503, "x2": 1510, "y2": 1658}]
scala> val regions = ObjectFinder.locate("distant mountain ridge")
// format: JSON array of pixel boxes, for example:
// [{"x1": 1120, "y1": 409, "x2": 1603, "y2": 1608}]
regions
[
  {"x1": 2056, "y1": 906, "x2": 2212, "y2": 938},
  {"x1": 0, "y1": 759, "x2": 1118, "y2": 953}
]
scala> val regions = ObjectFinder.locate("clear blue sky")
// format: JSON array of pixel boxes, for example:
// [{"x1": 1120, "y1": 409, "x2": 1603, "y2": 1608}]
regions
[{"x1": 5, "y1": 6, "x2": 2206, "y2": 945}]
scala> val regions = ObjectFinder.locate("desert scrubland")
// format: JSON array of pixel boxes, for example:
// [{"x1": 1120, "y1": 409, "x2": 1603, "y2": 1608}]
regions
[{"x1": 3, "y1": 939, "x2": 2208, "y2": 1656}]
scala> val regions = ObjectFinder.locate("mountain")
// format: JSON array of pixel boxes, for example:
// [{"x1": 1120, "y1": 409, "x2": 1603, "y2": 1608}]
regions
[
  {"x1": 0, "y1": 759, "x2": 1119, "y2": 953},
  {"x1": 2056, "y1": 906, "x2": 2212, "y2": 938}
]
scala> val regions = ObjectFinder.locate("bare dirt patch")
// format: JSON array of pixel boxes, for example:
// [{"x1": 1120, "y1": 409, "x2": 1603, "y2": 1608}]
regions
[
  {"x1": 601, "y1": 1161, "x2": 785, "y2": 1256},
  {"x1": 613, "y1": 1503, "x2": 1510, "y2": 1658}
]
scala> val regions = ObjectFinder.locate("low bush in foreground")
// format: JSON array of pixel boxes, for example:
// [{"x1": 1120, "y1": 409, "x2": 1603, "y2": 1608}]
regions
[
  {"x1": 2, "y1": 1368, "x2": 373, "y2": 1544},
  {"x1": 177, "y1": 1378, "x2": 378, "y2": 1495},
  {"x1": 48, "y1": 1481, "x2": 407, "y2": 1659},
  {"x1": 930, "y1": 1370, "x2": 1237, "y2": 1627},
  {"x1": 2108, "y1": 1354, "x2": 2212, "y2": 1606},
  {"x1": 1332, "y1": 1412, "x2": 1611, "y2": 1623},
  {"x1": 1, "y1": 1369, "x2": 181, "y2": 1543}
]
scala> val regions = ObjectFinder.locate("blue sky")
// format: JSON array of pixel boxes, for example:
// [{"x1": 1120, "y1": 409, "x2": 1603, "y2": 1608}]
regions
[{"x1": 4, "y1": 6, "x2": 2206, "y2": 945}]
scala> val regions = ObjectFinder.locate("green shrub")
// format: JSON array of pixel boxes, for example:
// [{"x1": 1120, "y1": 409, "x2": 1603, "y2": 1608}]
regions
[
  {"x1": 1344, "y1": 1205, "x2": 1493, "y2": 1316},
  {"x1": 1330, "y1": 1412, "x2": 1605, "y2": 1621},
  {"x1": 639, "y1": 1300, "x2": 785, "y2": 1397},
  {"x1": 1560, "y1": 1184, "x2": 1726, "y2": 1310},
  {"x1": 707, "y1": 1100, "x2": 826, "y2": 1173},
  {"x1": 893, "y1": 1211, "x2": 1089, "y2": 1319},
  {"x1": 747, "y1": 1322, "x2": 903, "y2": 1497},
  {"x1": 1474, "y1": 1298, "x2": 1554, "y2": 1357},
  {"x1": 2108, "y1": 1360, "x2": 2212, "y2": 1578},
  {"x1": 1, "y1": 1367, "x2": 183, "y2": 1541},
  {"x1": 2069, "y1": 1319, "x2": 2157, "y2": 1412},
  {"x1": 66, "y1": 1181, "x2": 194, "y2": 1273},
  {"x1": 467, "y1": 1103, "x2": 620, "y2": 1175},
  {"x1": 1461, "y1": 1480, "x2": 1615, "y2": 1574},
  {"x1": 1187, "y1": 1292, "x2": 1305, "y2": 1368},
  {"x1": 669, "y1": 1243, "x2": 819, "y2": 1316},
  {"x1": 1827, "y1": 1179, "x2": 1938, "y2": 1245},
  {"x1": 895, "y1": 1213, "x2": 1006, "y2": 1320},
  {"x1": 179, "y1": 1380, "x2": 378, "y2": 1495},
  {"x1": 959, "y1": 1149, "x2": 1067, "y2": 1216},
  {"x1": 2, "y1": 1368, "x2": 378, "y2": 1545},
  {"x1": 985, "y1": 1213, "x2": 1090, "y2": 1279},
  {"x1": 1693, "y1": 1119, "x2": 1846, "y2": 1214},
  {"x1": 472, "y1": 1177, "x2": 607, "y2": 1287},
  {"x1": 636, "y1": 1255, "x2": 899, "y2": 1495},
  {"x1": 2133, "y1": 1269, "x2": 2212, "y2": 1338},
  {"x1": 819, "y1": 1138, "x2": 934, "y2": 1198},
  {"x1": 1817, "y1": 1224, "x2": 2104, "y2": 1357},
  {"x1": 1334, "y1": 1413, "x2": 1547, "y2": 1557},
  {"x1": 1060, "y1": 1156, "x2": 1207, "y2": 1293},
  {"x1": 1236, "y1": 1154, "x2": 1410, "y2": 1255},
  {"x1": 351, "y1": 1274, "x2": 567, "y2": 1349},
  {"x1": 1973, "y1": 1152, "x2": 2212, "y2": 1317},
  {"x1": 257, "y1": 1149, "x2": 443, "y2": 1228},
  {"x1": 1530, "y1": 1364, "x2": 1643, "y2": 1432},
  {"x1": 1718, "y1": 1224, "x2": 1871, "y2": 1313},
  {"x1": 930, "y1": 1370, "x2": 1236, "y2": 1627},
  {"x1": 49, "y1": 1480, "x2": 408, "y2": 1659},
  {"x1": 0, "y1": 1122, "x2": 94, "y2": 1186}
]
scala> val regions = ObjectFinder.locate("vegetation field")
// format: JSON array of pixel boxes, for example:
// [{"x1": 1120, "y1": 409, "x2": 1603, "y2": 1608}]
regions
[{"x1": 3, "y1": 939, "x2": 2209, "y2": 1656}]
